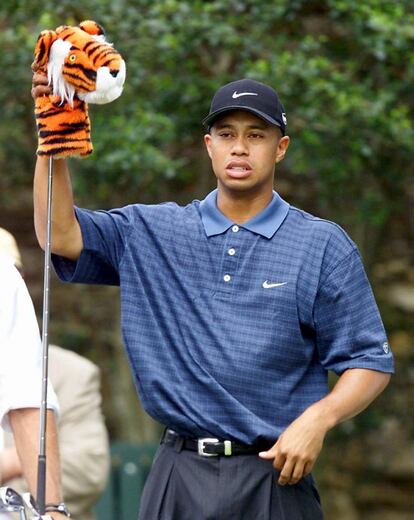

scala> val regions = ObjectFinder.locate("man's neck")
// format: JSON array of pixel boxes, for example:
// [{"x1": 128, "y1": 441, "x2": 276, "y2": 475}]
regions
[{"x1": 216, "y1": 187, "x2": 273, "y2": 224}]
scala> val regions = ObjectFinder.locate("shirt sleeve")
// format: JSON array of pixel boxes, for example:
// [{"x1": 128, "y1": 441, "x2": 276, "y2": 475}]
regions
[
  {"x1": 0, "y1": 262, "x2": 59, "y2": 431},
  {"x1": 52, "y1": 205, "x2": 133, "y2": 286},
  {"x1": 314, "y1": 248, "x2": 394, "y2": 375}
]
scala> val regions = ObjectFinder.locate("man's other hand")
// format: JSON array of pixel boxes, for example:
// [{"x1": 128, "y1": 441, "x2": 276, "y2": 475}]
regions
[{"x1": 258, "y1": 406, "x2": 328, "y2": 486}]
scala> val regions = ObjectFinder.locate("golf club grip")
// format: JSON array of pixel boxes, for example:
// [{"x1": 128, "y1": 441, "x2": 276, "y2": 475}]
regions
[{"x1": 36, "y1": 454, "x2": 46, "y2": 514}]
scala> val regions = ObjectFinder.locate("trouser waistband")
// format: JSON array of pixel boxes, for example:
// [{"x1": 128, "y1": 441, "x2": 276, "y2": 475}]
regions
[{"x1": 161, "y1": 428, "x2": 274, "y2": 457}]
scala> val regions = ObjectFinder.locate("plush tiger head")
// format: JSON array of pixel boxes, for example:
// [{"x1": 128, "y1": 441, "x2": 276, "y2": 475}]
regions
[{"x1": 32, "y1": 20, "x2": 126, "y2": 106}]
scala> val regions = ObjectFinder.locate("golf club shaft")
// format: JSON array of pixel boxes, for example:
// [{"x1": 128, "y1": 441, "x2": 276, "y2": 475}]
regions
[{"x1": 37, "y1": 156, "x2": 54, "y2": 514}]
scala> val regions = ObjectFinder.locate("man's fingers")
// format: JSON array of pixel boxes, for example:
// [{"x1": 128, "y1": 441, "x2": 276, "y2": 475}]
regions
[
  {"x1": 278, "y1": 458, "x2": 295, "y2": 486},
  {"x1": 31, "y1": 85, "x2": 51, "y2": 100},
  {"x1": 31, "y1": 72, "x2": 51, "y2": 100},
  {"x1": 288, "y1": 460, "x2": 305, "y2": 485},
  {"x1": 258, "y1": 447, "x2": 277, "y2": 460},
  {"x1": 303, "y1": 460, "x2": 314, "y2": 476},
  {"x1": 260, "y1": 449, "x2": 315, "y2": 486},
  {"x1": 259, "y1": 450, "x2": 275, "y2": 460},
  {"x1": 259, "y1": 444, "x2": 315, "y2": 486},
  {"x1": 32, "y1": 72, "x2": 48, "y2": 85}
]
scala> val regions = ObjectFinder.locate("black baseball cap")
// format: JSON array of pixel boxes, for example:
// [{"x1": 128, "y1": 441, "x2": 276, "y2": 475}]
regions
[{"x1": 202, "y1": 79, "x2": 287, "y2": 135}]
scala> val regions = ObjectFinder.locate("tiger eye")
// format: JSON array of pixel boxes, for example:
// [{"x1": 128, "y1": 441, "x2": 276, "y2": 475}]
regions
[{"x1": 69, "y1": 54, "x2": 76, "y2": 63}]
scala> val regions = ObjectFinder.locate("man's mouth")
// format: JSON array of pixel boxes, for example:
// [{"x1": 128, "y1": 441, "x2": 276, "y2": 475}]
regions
[{"x1": 225, "y1": 161, "x2": 252, "y2": 178}]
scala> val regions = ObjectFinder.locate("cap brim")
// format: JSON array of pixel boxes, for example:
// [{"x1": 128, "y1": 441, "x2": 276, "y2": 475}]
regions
[{"x1": 202, "y1": 106, "x2": 283, "y2": 133}]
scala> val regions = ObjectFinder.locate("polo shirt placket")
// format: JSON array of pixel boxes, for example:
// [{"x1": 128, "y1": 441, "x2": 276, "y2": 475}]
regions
[{"x1": 218, "y1": 225, "x2": 242, "y2": 296}]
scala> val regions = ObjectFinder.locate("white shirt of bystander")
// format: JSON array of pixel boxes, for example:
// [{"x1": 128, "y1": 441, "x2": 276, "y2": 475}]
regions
[{"x1": 0, "y1": 254, "x2": 59, "y2": 431}]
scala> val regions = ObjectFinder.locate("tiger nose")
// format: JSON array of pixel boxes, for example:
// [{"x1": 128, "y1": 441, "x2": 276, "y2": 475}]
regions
[{"x1": 109, "y1": 69, "x2": 119, "y2": 78}]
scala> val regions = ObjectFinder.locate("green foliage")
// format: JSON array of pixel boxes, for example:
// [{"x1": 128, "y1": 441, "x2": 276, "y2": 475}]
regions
[
  {"x1": 0, "y1": 0, "x2": 413, "y2": 253},
  {"x1": 1, "y1": 0, "x2": 412, "y2": 462}
]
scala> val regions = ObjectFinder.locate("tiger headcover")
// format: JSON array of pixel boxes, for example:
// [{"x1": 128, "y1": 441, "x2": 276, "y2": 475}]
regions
[{"x1": 32, "y1": 20, "x2": 126, "y2": 158}]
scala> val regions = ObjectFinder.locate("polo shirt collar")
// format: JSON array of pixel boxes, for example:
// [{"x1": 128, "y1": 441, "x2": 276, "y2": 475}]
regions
[{"x1": 200, "y1": 189, "x2": 290, "y2": 239}]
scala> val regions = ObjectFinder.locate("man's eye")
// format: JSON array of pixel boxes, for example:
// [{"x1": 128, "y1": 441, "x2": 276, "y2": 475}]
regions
[
  {"x1": 250, "y1": 133, "x2": 263, "y2": 139},
  {"x1": 219, "y1": 133, "x2": 232, "y2": 138}
]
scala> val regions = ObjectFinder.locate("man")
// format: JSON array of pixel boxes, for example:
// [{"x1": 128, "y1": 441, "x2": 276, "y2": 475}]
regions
[
  {"x1": 0, "y1": 229, "x2": 110, "y2": 520},
  {"x1": 32, "y1": 76, "x2": 394, "y2": 519},
  {"x1": 0, "y1": 252, "x2": 68, "y2": 519}
]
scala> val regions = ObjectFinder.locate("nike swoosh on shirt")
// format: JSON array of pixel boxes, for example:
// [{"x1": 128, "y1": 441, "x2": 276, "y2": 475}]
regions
[
  {"x1": 232, "y1": 91, "x2": 259, "y2": 99},
  {"x1": 262, "y1": 281, "x2": 288, "y2": 289}
]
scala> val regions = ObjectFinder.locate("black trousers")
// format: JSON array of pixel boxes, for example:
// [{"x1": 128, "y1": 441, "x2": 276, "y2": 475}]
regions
[{"x1": 138, "y1": 442, "x2": 323, "y2": 520}]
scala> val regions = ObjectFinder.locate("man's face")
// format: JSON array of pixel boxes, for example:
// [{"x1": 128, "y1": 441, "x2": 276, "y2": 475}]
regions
[{"x1": 204, "y1": 110, "x2": 289, "y2": 196}]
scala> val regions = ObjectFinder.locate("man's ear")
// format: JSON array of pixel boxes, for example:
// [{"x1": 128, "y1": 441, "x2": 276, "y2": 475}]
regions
[
  {"x1": 204, "y1": 133, "x2": 213, "y2": 160},
  {"x1": 31, "y1": 30, "x2": 58, "y2": 73},
  {"x1": 276, "y1": 135, "x2": 290, "y2": 163}
]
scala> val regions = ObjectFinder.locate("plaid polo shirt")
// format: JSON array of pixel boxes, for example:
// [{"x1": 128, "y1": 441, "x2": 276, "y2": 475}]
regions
[{"x1": 52, "y1": 189, "x2": 394, "y2": 444}]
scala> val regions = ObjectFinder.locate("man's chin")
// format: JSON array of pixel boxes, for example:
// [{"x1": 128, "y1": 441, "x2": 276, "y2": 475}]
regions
[{"x1": 218, "y1": 178, "x2": 262, "y2": 194}]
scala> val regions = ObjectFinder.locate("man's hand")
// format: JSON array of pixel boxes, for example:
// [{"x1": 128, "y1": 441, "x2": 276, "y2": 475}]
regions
[
  {"x1": 259, "y1": 406, "x2": 329, "y2": 486},
  {"x1": 259, "y1": 369, "x2": 391, "y2": 486}
]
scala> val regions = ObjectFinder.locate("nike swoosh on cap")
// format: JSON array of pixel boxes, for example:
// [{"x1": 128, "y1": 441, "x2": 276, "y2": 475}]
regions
[{"x1": 232, "y1": 91, "x2": 259, "y2": 99}]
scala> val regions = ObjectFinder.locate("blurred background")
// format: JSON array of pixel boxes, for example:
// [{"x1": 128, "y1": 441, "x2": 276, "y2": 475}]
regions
[{"x1": 0, "y1": 1, "x2": 413, "y2": 518}]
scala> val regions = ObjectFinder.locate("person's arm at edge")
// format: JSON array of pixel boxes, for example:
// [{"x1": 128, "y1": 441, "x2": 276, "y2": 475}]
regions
[
  {"x1": 259, "y1": 368, "x2": 391, "y2": 485},
  {"x1": 8, "y1": 408, "x2": 67, "y2": 519}
]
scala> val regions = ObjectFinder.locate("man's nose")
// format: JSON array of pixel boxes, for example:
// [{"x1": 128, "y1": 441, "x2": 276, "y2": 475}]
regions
[{"x1": 231, "y1": 136, "x2": 248, "y2": 155}]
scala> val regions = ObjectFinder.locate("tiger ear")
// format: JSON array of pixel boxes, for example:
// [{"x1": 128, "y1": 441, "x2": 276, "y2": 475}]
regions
[
  {"x1": 31, "y1": 30, "x2": 58, "y2": 73},
  {"x1": 79, "y1": 20, "x2": 106, "y2": 38}
]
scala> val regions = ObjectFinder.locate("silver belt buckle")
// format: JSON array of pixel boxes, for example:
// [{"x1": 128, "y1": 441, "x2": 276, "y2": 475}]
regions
[{"x1": 198, "y1": 438, "x2": 219, "y2": 457}]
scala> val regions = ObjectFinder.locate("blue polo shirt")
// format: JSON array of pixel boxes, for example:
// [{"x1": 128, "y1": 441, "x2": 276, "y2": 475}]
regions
[{"x1": 52, "y1": 190, "x2": 394, "y2": 444}]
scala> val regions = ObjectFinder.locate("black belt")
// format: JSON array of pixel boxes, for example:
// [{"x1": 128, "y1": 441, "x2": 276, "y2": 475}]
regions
[{"x1": 162, "y1": 429, "x2": 274, "y2": 457}]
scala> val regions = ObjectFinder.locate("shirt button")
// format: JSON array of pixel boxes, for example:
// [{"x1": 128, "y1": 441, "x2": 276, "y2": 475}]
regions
[
  {"x1": 223, "y1": 274, "x2": 231, "y2": 282},
  {"x1": 228, "y1": 248, "x2": 236, "y2": 256},
  {"x1": 232, "y1": 225, "x2": 239, "y2": 233}
]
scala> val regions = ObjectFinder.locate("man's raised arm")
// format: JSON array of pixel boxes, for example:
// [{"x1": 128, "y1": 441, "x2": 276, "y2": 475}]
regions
[
  {"x1": 33, "y1": 157, "x2": 82, "y2": 260},
  {"x1": 32, "y1": 74, "x2": 83, "y2": 261}
]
